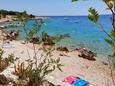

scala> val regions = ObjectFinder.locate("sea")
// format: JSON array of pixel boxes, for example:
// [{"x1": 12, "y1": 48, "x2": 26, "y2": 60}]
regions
[{"x1": 0, "y1": 15, "x2": 114, "y2": 59}]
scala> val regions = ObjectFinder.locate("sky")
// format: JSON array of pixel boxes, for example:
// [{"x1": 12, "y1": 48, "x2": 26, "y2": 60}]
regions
[{"x1": 0, "y1": 0, "x2": 111, "y2": 16}]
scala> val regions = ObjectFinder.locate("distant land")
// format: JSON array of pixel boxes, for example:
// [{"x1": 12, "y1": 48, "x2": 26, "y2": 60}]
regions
[{"x1": 0, "y1": 9, "x2": 35, "y2": 18}]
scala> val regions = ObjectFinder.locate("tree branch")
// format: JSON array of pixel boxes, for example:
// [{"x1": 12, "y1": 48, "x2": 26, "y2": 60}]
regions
[
  {"x1": 104, "y1": 1, "x2": 115, "y2": 30},
  {"x1": 97, "y1": 23, "x2": 115, "y2": 42}
]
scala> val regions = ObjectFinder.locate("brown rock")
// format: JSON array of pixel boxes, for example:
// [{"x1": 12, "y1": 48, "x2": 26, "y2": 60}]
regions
[
  {"x1": 77, "y1": 48, "x2": 96, "y2": 61},
  {"x1": 0, "y1": 74, "x2": 9, "y2": 85},
  {"x1": 6, "y1": 30, "x2": 19, "y2": 41},
  {"x1": 57, "y1": 46, "x2": 69, "y2": 52},
  {"x1": 29, "y1": 37, "x2": 40, "y2": 44}
]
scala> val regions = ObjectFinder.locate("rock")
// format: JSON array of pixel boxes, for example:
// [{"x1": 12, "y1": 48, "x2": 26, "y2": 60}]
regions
[
  {"x1": 6, "y1": 30, "x2": 19, "y2": 41},
  {"x1": 59, "y1": 53, "x2": 70, "y2": 57},
  {"x1": 43, "y1": 41, "x2": 55, "y2": 46},
  {"x1": 42, "y1": 32, "x2": 55, "y2": 46},
  {"x1": 0, "y1": 26, "x2": 5, "y2": 30},
  {"x1": 57, "y1": 46, "x2": 69, "y2": 52},
  {"x1": 102, "y1": 61, "x2": 108, "y2": 65},
  {"x1": 29, "y1": 37, "x2": 40, "y2": 44},
  {"x1": 77, "y1": 48, "x2": 96, "y2": 61},
  {"x1": 0, "y1": 74, "x2": 10, "y2": 85}
]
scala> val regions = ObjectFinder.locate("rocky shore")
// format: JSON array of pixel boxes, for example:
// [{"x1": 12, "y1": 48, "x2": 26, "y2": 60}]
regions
[{"x1": 0, "y1": 41, "x2": 114, "y2": 86}]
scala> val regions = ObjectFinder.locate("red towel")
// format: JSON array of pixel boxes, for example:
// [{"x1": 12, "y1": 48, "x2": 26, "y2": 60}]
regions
[{"x1": 63, "y1": 75, "x2": 78, "y2": 84}]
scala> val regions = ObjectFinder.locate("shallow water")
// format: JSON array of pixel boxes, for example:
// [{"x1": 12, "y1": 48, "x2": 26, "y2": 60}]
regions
[{"x1": 0, "y1": 15, "x2": 113, "y2": 58}]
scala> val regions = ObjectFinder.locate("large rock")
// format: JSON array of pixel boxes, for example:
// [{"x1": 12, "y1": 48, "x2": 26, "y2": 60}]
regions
[
  {"x1": 76, "y1": 48, "x2": 96, "y2": 61},
  {"x1": 0, "y1": 74, "x2": 9, "y2": 85},
  {"x1": 57, "y1": 46, "x2": 69, "y2": 52},
  {"x1": 29, "y1": 37, "x2": 40, "y2": 44},
  {"x1": 6, "y1": 30, "x2": 19, "y2": 41}
]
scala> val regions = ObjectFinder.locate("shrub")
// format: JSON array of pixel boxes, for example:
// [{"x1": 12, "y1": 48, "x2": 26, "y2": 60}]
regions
[
  {"x1": 13, "y1": 57, "x2": 62, "y2": 86},
  {"x1": 13, "y1": 61, "x2": 33, "y2": 80},
  {"x1": 0, "y1": 49, "x2": 15, "y2": 72}
]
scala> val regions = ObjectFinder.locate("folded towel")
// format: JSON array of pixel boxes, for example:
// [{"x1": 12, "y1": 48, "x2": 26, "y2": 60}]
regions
[
  {"x1": 0, "y1": 44, "x2": 15, "y2": 48},
  {"x1": 63, "y1": 75, "x2": 78, "y2": 84},
  {"x1": 70, "y1": 79, "x2": 88, "y2": 86}
]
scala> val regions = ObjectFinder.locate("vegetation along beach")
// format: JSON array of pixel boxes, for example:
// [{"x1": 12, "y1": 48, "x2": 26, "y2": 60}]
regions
[{"x1": 0, "y1": 0, "x2": 115, "y2": 86}]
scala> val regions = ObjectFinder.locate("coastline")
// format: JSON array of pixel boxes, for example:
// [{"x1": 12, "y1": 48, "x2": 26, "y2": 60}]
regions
[
  {"x1": 0, "y1": 15, "x2": 113, "y2": 58},
  {"x1": 0, "y1": 40, "x2": 114, "y2": 86},
  {"x1": 0, "y1": 18, "x2": 9, "y2": 23},
  {"x1": 0, "y1": 15, "x2": 115, "y2": 85}
]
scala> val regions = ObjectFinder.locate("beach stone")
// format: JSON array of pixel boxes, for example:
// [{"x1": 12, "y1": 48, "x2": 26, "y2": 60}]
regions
[
  {"x1": 102, "y1": 61, "x2": 108, "y2": 65},
  {"x1": 29, "y1": 37, "x2": 40, "y2": 44},
  {"x1": 6, "y1": 30, "x2": 19, "y2": 41},
  {"x1": 57, "y1": 46, "x2": 69, "y2": 52},
  {"x1": 0, "y1": 74, "x2": 9, "y2": 85},
  {"x1": 76, "y1": 48, "x2": 96, "y2": 61}
]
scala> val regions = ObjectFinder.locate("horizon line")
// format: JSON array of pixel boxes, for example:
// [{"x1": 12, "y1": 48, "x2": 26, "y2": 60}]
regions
[{"x1": 37, "y1": 14, "x2": 111, "y2": 17}]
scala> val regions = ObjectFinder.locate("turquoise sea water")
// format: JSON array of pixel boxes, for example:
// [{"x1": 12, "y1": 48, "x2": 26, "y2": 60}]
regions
[{"x1": 0, "y1": 15, "x2": 113, "y2": 58}]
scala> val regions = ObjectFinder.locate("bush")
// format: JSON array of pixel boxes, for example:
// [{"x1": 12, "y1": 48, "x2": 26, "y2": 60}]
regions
[
  {"x1": 0, "y1": 49, "x2": 15, "y2": 72},
  {"x1": 13, "y1": 52, "x2": 62, "y2": 86}
]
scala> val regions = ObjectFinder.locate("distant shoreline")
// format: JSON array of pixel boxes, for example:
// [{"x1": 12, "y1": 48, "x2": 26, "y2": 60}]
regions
[
  {"x1": 39, "y1": 14, "x2": 112, "y2": 17},
  {"x1": 0, "y1": 14, "x2": 111, "y2": 24}
]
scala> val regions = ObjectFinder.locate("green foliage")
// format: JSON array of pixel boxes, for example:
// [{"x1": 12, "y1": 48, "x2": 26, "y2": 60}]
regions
[
  {"x1": 105, "y1": 30, "x2": 115, "y2": 50},
  {"x1": 111, "y1": 0, "x2": 115, "y2": 2},
  {"x1": 105, "y1": 39, "x2": 115, "y2": 49},
  {"x1": 40, "y1": 31, "x2": 55, "y2": 45},
  {"x1": 28, "y1": 57, "x2": 62, "y2": 86},
  {"x1": 23, "y1": 19, "x2": 70, "y2": 45},
  {"x1": 14, "y1": 55, "x2": 63, "y2": 86},
  {"x1": 14, "y1": 62, "x2": 33, "y2": 80},
  {"x1": 5, "y1": 54, "x2": 15, "y2": 64},
  {"x1": 103, "y1": 0, "x2": 115, "y2": 2},
  {"x1": 87, "y1": 1, "x2": 115, "y2": 69},
  {"x1": 109, "y1": 52, "x2": 115, "y2": 58},
  {"x1": 40, "y1": 31, "x2": 70, "y2": 45},
  {"x1": 13, "y1": 11, "x2": 65, "y2": 86},
  {"x1": 87, "y1": 3, "x2": 115, "y2": 52},
  {"x1": 88, "y1": 7, "x2": 99, "y2": 23},
  {"x1": 40, "y1": 31, "x2": 70, "y2": 46},
  {"x1": 71, "y1": 0, "x2": 115, "y2": 69},
  {"x1": 87, "y1": 3, "x2": 115, "y2": 69},
  {"x1": 0, "y1": 10, "x2": 7, "y2": 18},
  {"x1": 2, "y1": 14, "x2": 6, "y2": 18},
  {"x1": 27, "y1": 20, "x2": 44, "y2": 41},
  {"x1": 51, "y1": 34, "x2": 70, "y2": 43},
  {"x1": 110, "y1": 29, "x2": 115, "y2": 38},
  {"x1": 0, "y1": 49, "x2": 15, "y2": 72},
  {"x1": 16, "y1": 11, "x2": 29, "y2": 21},
  {"x1": 0, "y1": 10, "x2": 34, "y2": 20}
]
